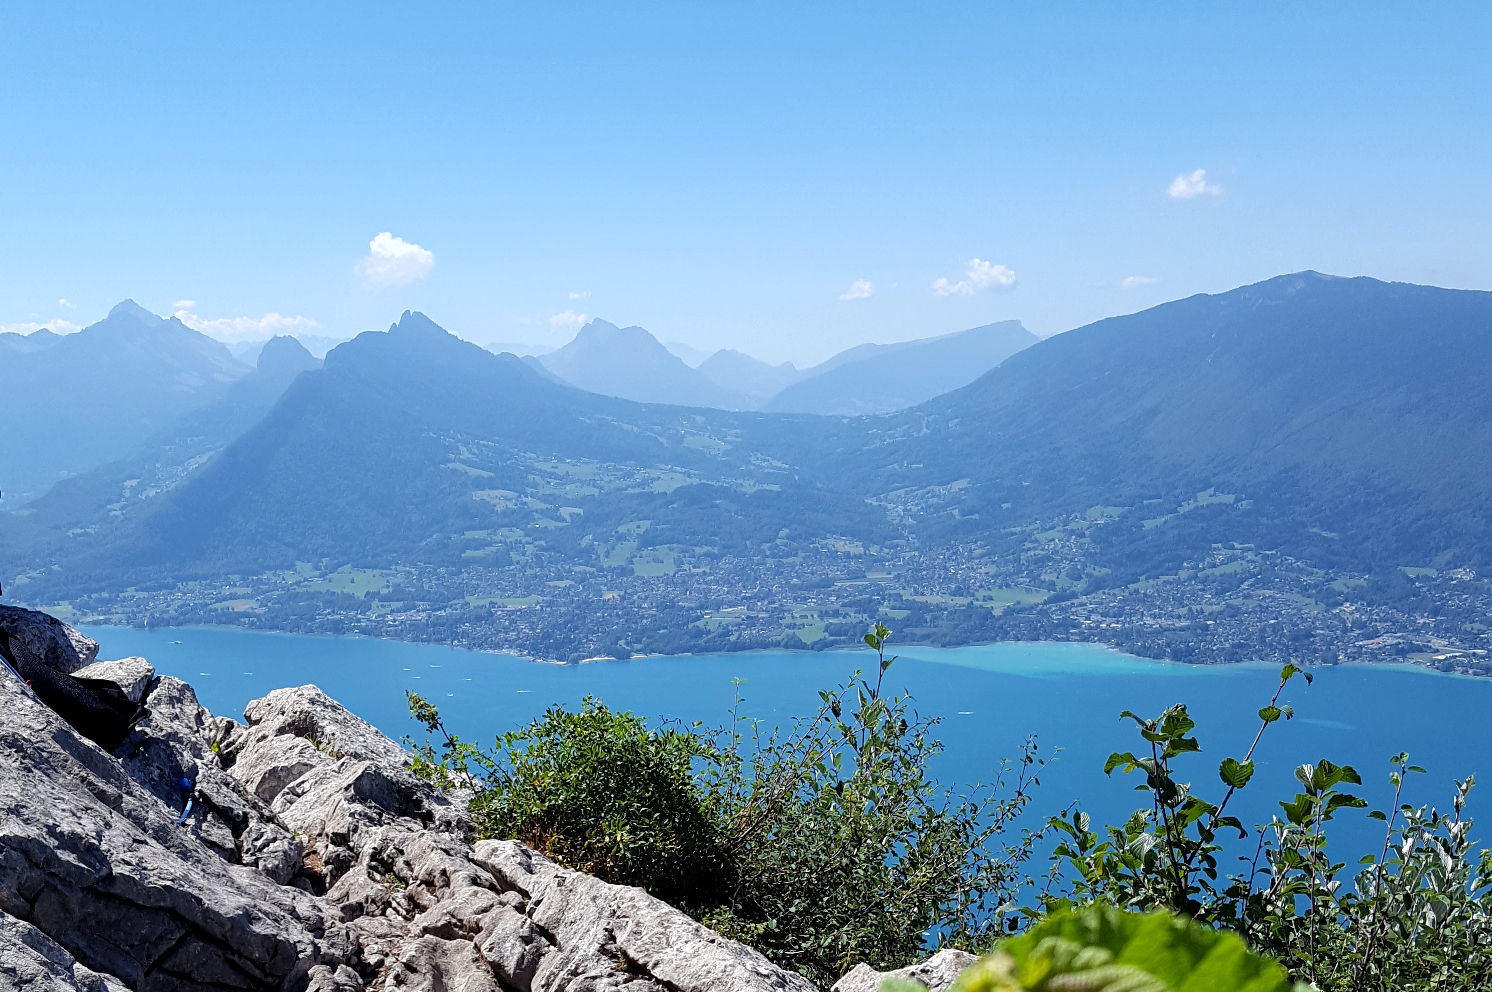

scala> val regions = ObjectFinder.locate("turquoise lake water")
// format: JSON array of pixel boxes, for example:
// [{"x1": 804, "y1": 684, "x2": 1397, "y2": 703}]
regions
[{"x1": 82, "y1": 625, "x2": 1492, "y2": 863}]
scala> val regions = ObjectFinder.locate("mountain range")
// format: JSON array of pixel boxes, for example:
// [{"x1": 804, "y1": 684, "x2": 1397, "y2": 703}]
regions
[
  {"x1": 527, "y1": 317, "x2": 1038, "y2": 412},
  {"x1": 2, "y1": 301, "x2": 251, "y2": 504},
  {"x1": 6, "y1": 272, "x2": 1490, "y2": 621}
]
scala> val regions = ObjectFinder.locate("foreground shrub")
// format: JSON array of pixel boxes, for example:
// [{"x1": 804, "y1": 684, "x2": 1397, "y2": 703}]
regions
[
  {"x1": 407, "y1": 625, "x2": 1045, "y2": 988},
  {"x1": 1047, "y1": 665, "x2": 1492, "y2": 990},
  {"x1": 944, "y1": 904, "x2": 1299, "y2": 992},
  {"x1": 409, "y1": 633, "x2": 1492, "y2": 991}
]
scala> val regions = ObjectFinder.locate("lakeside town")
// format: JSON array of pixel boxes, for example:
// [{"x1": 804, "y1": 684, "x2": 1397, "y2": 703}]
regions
[{"x1": 43, "y1": 514, "x2": 1491, "y2": 674}]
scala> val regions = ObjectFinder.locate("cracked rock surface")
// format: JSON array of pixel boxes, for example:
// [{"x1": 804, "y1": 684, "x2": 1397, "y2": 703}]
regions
[{"x1": 0, "y1": 608, "x2": 851, "y2": 992}]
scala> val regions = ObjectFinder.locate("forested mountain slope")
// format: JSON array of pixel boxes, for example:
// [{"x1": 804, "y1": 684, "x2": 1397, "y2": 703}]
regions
[
  {"x1": 2, "y1": 301, "x2": 249, "y2": 503},
  {"x1": 7, "y1": 312, "x2": 880, "y2": 598},
  {"x1": 8, "y1": 274, "x2": 1491, "y2": 636},
  {"x1": 9, "y1": 336, "x2": 320, "y2": 542},
  {"x1": 835, "y1": 272, "x2": 1492, "y2": 574}
]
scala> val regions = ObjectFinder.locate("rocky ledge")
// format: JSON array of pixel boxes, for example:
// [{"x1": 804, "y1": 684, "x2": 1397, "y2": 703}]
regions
[{"x1": 0, "y1": 606, "x2": 966, "y2": 992}]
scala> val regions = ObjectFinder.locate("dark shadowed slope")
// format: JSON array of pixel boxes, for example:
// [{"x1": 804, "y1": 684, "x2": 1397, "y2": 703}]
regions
[
  {"x1": 763, "y1": 320, "x2": 1038, "y2": 415},
  {"x1": 837, "y1": 273, "x2": 1492, "y2": 572},
  {"x1": 9, "y1": 312, "x2": 883, "y2": 595},
  {"x1": 8, "y1": 336, "x2": 320, "y2": 539},
  {"x1": 3, "y1": 301, "x2": 249, "y2": 502},
  {"x1": 540, "y1": 319, "x2": 748, "y2": 408},
  {"x1": 11, "y1": 274, "x2": 1492, "y2": 603}
]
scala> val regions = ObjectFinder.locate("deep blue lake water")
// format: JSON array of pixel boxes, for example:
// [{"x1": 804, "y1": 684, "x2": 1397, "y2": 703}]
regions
[{"x1": 82, "y1": 625, "x2": 1492, "y2": 866}]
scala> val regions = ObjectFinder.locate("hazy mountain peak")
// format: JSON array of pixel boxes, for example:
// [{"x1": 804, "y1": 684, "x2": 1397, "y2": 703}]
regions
[
  {"x1": 389, "y1": 310, "x2": 451, "y2": 340},
  {"x1": 107, "y1": 299, "x2": 164, "y2": 327},
  {"x1": 763, "y1": 319, "x2": 1039, "y2": 416},
  {"x1": 541, "y1": 318, "x2": 746, "y2": 408},
  {"x1": 256, "y1": 335, "x2": 319, "y2": 376}
]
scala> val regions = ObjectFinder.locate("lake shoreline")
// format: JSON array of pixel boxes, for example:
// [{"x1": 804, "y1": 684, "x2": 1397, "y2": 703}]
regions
[{"x1": 70, "y1": 617, "x2": 1474, "y2": 680}]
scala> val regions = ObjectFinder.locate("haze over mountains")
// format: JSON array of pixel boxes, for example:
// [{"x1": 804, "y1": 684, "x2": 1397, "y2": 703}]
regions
[
  {"x1": 7, "y1": 272, "x2": 1491, "y2": 621},
  {"x1": 527, "y1": 317, "x2": 1039, "y2": 413},
  {"x1": 2, "y1": 300, "x2": 251, "y2": 503}
]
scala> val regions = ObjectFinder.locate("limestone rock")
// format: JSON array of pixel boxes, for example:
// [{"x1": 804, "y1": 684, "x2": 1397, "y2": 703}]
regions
[
  {"x1": 71, "y1": 657, "x2": 156, "y2": 703},
  {"x1": 235, "y1": 733, "x2": 329, "y2": 803},
  {"x1": 0, "y1": 910, "x2": 129, "y2": 992},
  {"x1": 0, "y1": 604, "x2": 97, "y2": 674},
  {"x1": 471, "y1": 839, "x2": 820, "y2": 992},
  {"x1": 831, "y1": 949, "x2": 977, "y2": 992},
  {"x1": 0, "y1": 671, "x2": 355, "y2": 991},
  {"x1": 6, "y1": 622, "x2": 836, "y2": 992},
  {"x1": 243, "y1": 685, "x2": 412, "y2": 770},
  {"x1": 115, "y1": 675, "x2": 304, "y2": 872}
]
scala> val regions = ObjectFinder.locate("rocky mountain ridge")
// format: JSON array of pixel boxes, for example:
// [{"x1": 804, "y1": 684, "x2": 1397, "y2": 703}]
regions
[{"x1": 0, "y1": 606, "x2": 959, "y2": 992}]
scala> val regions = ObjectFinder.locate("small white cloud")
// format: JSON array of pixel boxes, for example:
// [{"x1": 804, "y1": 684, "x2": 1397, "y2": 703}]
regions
[
  {"x1": 1, "y1": 319, "x2": 81, "y2": 335},
  {"x1": 174, "y1": 308, "x2": 320, "y2": 343},
  {"x1": 1120, "y1": 275, "x2": 1159, "y2": 289},
  {"x1": 839, "y1": 279, "x2": 874, "y2": 301},
  {"x1": 568, "y1": 290, "x2": 591, "y2": 300},
  {"x1": 933, "y1": 258, "x2": 1016, "y2": 297},
  {"x1": 57, "y1": 298, "x2": 76, "y2": 309},
  {"x1": 173, "y1": 299, "x2": 195, "y2": 310},
  {"x1": 966, "y1": 258, "x2": 1016, "y2": 290},
  {"x1": 932, "y1": 277, "x2": 975, "y2": 297},
  {"x1": 355, "y1": 232, "x2": 435, "y2": 288},
  {"x1": 549, "y1": 310, "x2": 589, "y2": 329},
  {"x1": 1168, "y1": 169, "x2": 1222, "y2": 199}
]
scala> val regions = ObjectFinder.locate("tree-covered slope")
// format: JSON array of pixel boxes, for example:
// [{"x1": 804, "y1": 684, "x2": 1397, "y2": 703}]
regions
[
  {"x1": 2, "y1": 301, "x2": 249, "y2": 503},
  {"x1": 10, "y1": 274, "x2": 1492, "y2": 607},
  {"x1": 840, "y1": 272, "x2": 1492, "y2": 572},
  {"x1": 9, "y1": 312, "x2": 883, "y2": 597}
]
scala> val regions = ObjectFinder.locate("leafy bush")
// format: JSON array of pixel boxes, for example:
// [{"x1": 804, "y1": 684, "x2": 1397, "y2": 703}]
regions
[
  {"x1": 945, "y1": 904, "x2": 1299, "y2": 992},
  {"x1": 407, "y1": 625, "x2": 1046, "y2": 988},
  {"x1": 409, "y1": 632, "x2": 1492, "y2": 991},
  {"x1": 1045, "y1": 664, "x2": 1492, "y2": 990}
]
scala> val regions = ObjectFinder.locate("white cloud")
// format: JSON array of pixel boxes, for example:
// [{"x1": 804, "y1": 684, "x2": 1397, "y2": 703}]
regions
[
  {"x1": 1, "y1": 319, "x2": 81, "y2": 335},
  {"x1": 1168, "y1": 169, "x2": 1222, "y2": 199},
  {"x1": 57, "y1": 298, "x2": 76, "y2": 309},
  {"x1": 549, "y1": 310, "x2": 589, "y2": 329},
  {"x1": 355, "y1": 232, "x2": 435, "y2": 288},
  {"x1": 569, "y1": 290, "x2": 591, "y2": 300},
  {"x1": 174, "y1": 308, "x2": 320, "y2": 343},
  {"x1": 966, "y1": 258, "x2": 1016, "y2": 290},
  {"x1": 932, "y1": 277, "x2": 975, "y2": 297},
  {"x1": 1120, "y1": 275, "x2": 1159, "y2": 289},
  {"x1": 839, "y1": 279, "x2": 874, "y2": 301},
  {"x1": 933, "y1": 258, "x2": 1016, "y2": 297},
  {"x1": 173, "y1": 299, "x2": 195, "y2": 310}
]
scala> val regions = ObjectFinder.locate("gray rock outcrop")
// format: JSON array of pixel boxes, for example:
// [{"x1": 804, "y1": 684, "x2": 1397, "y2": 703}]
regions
[
  {"x1": 0, "y1": 668, "x2": 354, "y2": 991},
  {"x1": 72, "y1": 657, "x2": 156, "y2": 703},
  {"x1": 0, "y1": 909, "x2": 130, "y2": 992},
  {"x1": 0, "y1": 611, "x2": 834, "y2": 992},
  {"x1": 0, "y1": 604, "x2": 98, "y2": 674},
  {"x1": 468, "y1": 840, "x2": 820, "y2": 992},
  {"x1": 830, "y1": 949, "x2": 977, "y2": 992}
]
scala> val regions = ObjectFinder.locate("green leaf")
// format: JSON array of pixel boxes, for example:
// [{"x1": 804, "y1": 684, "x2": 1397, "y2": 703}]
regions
[
  {"x1": 1220, "y1": 757, "x2": 1256, "y2": 789},
  {"x1": 949, "y1": 905, "x2": 1296, "y2": 992},
  {"x1": 1258, "y1": 705, "x2": 1283, "y2": 723}
]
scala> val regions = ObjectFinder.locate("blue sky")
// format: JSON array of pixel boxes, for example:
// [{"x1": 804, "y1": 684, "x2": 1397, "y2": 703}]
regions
[{"x1": 2, "y1": 2, "x2": 1487, "y2": 364}]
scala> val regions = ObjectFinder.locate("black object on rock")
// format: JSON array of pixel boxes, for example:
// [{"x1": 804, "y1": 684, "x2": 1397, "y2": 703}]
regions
[{"x1": 0, "y1": 607, "x2": 144, "y2": 751}]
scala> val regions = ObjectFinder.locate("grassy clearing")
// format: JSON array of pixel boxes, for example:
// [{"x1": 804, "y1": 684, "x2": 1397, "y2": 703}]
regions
[
  {"x1": 444, "y1": 461, "x2": 494, "y2": 478},
  {"x1": 976, "y1": 587, "x2": 1049, "y2": 610}
]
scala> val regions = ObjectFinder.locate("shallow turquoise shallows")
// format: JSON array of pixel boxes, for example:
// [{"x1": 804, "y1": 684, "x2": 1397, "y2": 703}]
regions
[{"x1": 83, "y1": 625, "x2": 1492, "y2": 863}]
